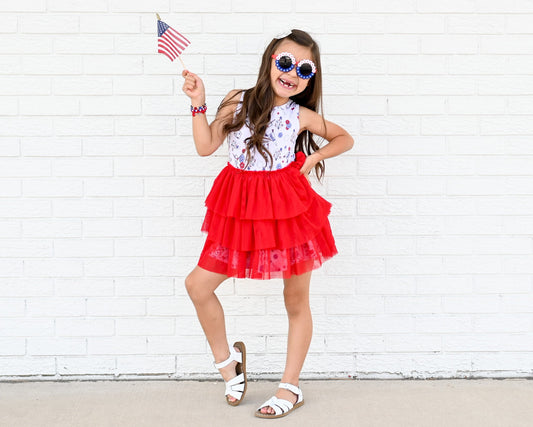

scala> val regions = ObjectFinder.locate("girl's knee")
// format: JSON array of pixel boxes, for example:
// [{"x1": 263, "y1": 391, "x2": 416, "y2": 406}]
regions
[
  {"x1": 283, "y1": 294, "x2": 310, "y2": 317},
  {"x1": 184, "y1": 273, "x2": 194, "y2": 294},
  {"x1": 184, "y1": 272, "x2": 206, "y2": 303},
  {"x1": 185, "y1": 267, "x2": 226, "y2": 304}
]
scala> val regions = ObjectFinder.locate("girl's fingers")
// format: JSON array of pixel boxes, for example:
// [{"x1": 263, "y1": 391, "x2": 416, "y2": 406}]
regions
[
  {"x1": 299, "y1": 156, "x2": 317, "y2": 177},
  {"x1": 184, "y1": 74, "x2": 204, "y2": 93},
  {"x1": 182, "y1": 70, "x2": 199, "y2": 85},
  {"x1": 183, "y1": 78, "x2": 196, "y2": 91},
  {"x1": 181, "y1": 71, "x2": 204, "y2": 99}
]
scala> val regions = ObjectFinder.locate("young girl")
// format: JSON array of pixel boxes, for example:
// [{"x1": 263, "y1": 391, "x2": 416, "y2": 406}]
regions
[{"x1": 182, "y1": 29, "x2": 353, "y2": 419}]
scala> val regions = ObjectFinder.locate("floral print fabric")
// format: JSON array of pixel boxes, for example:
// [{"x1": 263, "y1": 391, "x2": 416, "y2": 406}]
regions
[{"x1": 228, "y1": 97, "x2": 300, "y2": 171}]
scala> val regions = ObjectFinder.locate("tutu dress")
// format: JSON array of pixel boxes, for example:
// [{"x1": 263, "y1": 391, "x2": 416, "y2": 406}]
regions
[{"x1": 197, "y1": 95, "x2": 338, "y2": 279}]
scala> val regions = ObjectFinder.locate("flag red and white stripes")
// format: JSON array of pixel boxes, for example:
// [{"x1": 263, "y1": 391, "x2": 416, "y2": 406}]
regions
[{"x1": 157, "y1": 19, "x2": 190, "y2": 61}]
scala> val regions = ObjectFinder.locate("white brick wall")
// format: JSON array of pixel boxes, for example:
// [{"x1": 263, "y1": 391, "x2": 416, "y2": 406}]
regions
[{"x1": 0, "y1": 1, "x2": 532, "y2": 381}]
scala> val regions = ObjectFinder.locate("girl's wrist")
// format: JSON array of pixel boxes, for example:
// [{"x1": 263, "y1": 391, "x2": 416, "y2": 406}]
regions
[
  {"x1": 191, "y1": 103, "x2": 207, "y2": 117},
  {"x1": 310, "y1": 151, "x2": 324, "y2": 163},
  {"x1": 191, "y1": 98, "x2": 205, "y2": 107}
]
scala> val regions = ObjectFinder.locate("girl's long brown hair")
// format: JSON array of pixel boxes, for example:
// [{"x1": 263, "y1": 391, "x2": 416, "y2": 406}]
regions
[{"x1": 216, "y1": 29, "x2": 327, "y2": 181}]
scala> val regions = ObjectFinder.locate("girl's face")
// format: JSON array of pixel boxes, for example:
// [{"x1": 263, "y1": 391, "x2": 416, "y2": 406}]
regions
[{"x1": 270, "y1": 39, "x2": 314, "y2": 105}]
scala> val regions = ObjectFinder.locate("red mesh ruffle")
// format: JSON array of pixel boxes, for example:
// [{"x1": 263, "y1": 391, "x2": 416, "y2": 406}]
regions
[{"x1": 198, "y1": 151, "x2": 338, "y2": 279}]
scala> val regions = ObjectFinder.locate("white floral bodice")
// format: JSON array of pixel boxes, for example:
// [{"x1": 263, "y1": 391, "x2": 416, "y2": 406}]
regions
[{"x1": 227, "y1": 95, "x2": 300, "y2": 171}]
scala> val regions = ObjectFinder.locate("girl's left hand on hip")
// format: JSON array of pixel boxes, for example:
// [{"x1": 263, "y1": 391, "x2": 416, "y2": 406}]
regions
[{"x1": 299, "y1": 154, "x2": 319, "y2": 182}]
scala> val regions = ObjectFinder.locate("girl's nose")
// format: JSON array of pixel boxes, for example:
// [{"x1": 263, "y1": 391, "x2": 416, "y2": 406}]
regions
[{"x1": 287, "y1": 66, "x2": 298, "y2": 79}]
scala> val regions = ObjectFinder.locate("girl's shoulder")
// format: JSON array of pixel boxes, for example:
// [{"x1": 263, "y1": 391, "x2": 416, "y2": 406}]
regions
[
  {"x1": 226, "y1": 88, "x2": 243, "y2": 101},
  {"x1": 219, "y1": 89, "x2": 244, "y2": 111},
  {"x1": 297, "y1": 105, "x2": 321, "y2": 132},
  {"x1": 217, "y1": 89, "x2": 245, "y2": 123}
]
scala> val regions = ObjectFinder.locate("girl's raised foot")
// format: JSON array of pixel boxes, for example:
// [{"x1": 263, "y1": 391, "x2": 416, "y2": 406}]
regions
[
  {"x1": 213, "y1": 341, "x2": 247, "y2": 406},
  {"x1": 215, "y1": 350, "x2": 239, "y2": 403}
]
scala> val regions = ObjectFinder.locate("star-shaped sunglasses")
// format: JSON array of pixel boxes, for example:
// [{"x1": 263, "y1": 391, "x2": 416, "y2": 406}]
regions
[{"x1": 271, "y1": 52, "x2": 317, "y2": 79}]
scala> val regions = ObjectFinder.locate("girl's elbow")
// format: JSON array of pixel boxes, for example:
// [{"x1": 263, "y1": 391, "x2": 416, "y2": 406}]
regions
[
  {"x1": 194, "y1": 140, "x2": 217, "y2": 157},
  {"x1": 196, "y1": 142, "x2": 220, "y2": 157},
  {"x1": 196, "y1": 148, "x2": 212, "y2": 157},
  {"x1": 346, "y1": 135, "x2": 355, "y2": 151}
]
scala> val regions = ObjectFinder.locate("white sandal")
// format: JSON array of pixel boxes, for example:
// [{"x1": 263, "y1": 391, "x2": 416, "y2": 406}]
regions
[
  {"x1": 213, "y1": 341, "x2": 247, "y2": 406},
  {"x1": 255, "y1": 382, "x2": 304, "y2": 418}
]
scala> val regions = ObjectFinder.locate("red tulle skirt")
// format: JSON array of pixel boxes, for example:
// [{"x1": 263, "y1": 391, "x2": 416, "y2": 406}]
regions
[{"x1": 198, "y1": 151, "x2": 338, "y2": 279}]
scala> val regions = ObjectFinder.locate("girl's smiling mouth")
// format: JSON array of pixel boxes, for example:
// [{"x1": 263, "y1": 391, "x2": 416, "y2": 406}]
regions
[{"x1": 278, "y1": 78, "x2": 296, "y2": 89}]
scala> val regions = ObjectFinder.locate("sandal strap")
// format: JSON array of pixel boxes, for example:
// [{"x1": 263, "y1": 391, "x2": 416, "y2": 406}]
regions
[
  {"x1": 213, "y1": 345, "x2": 242, "y2": 369},
  {"x1": 278, "y1": 382, "x2": 303, "y2": 402},
  {"x1": 227, "y1": 388, "x2": 243, "y2": 401},
  {"x1": 224, "y1": 372, "x2": 245, "y2": 399},
  {"x1": 257, "y1": 396, "x2": 293, "y2": 416},
  {"x1": 226, "y1": 372, "x2": 245, "y2": 388}
]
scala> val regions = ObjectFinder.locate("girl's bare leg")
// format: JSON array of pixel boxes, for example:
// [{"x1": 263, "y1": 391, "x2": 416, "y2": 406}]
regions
[
  {"x1": 260, "y1": 270, "x2": 313, "y2": 415},
  {"x1": 184, "y1": 265, "x2": 240, "y2": 402}
]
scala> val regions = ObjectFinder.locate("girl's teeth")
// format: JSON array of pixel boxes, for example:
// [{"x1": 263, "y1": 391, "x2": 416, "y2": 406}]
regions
[{"x1": 280, "y1": 79, "x2": 294, "y2": 88}]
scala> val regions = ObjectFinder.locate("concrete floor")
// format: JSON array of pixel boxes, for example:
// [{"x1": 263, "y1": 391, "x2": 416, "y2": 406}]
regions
[{"x1": 0, "y1": 379, "x2": 532, "y2": 427}]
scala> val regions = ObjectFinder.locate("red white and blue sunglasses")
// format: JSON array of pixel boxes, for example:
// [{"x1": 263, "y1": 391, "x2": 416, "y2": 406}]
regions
[{"x1": 271, "y1": 52, "x2": 317, "y2": 79}]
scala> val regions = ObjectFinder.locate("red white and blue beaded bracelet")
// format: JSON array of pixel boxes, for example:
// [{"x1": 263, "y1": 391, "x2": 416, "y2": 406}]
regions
[{"x1": 191, "y1": 103, "x2": 207, "y2": 117}]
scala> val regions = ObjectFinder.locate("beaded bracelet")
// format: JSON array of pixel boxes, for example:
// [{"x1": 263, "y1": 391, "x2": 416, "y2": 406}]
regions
[{"x1": 191, "y1": 103, "x2": 207, "y2": 117}]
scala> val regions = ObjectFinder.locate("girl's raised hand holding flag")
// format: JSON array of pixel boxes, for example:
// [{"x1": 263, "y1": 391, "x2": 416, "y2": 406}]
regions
[{"x1": 181, "y1": 70, "x2": 205, "y2": 107}]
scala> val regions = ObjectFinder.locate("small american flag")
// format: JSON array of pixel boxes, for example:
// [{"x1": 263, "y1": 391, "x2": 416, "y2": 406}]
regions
[{"x1": 157, "y1": 17, "x2": 190, "y2": 62}]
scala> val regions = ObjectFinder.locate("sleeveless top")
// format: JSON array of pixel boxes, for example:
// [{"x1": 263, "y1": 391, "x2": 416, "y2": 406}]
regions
[{"x1": 227, "y1": 93, "x2": 300, "y2": 171}]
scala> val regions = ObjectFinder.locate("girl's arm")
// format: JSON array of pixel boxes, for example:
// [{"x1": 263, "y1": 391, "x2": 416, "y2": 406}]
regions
[
  {"x1": 298, "y1": 106, "x2": 355, "y2": 176},
  {"x1": 181, "y1": 70, "x2": 239, "y2": 157}
]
